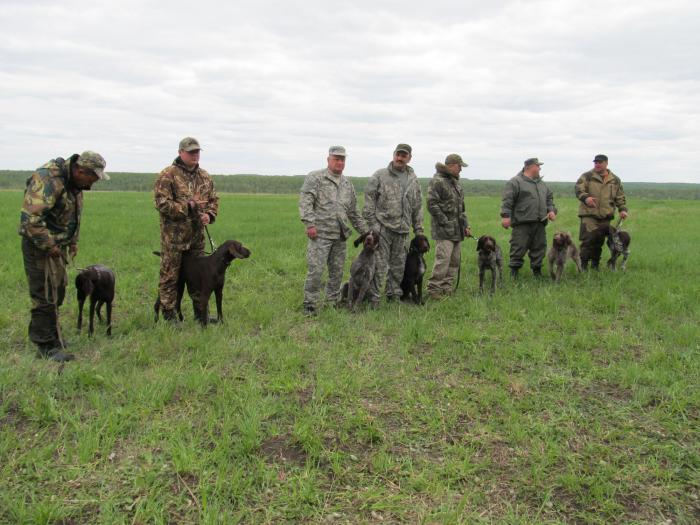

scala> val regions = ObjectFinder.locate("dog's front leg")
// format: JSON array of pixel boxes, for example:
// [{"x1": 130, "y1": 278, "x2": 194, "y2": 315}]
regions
[
  {"x1": 214, "y1": 287, "x2": 224, "y2": 323},
  {"x1": 479, "y1": 269, "x2": 485, "y2": 294},
  {"x1": 77, "y1": 297, "x2": 85, "y2": 331},
  {"x1": 88, "y1": 299, "x2": 96, "y2": 337}
]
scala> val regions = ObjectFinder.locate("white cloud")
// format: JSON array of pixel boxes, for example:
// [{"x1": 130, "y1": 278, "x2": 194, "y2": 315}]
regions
[{"x1": 1, "y1": 0, "x2": 699, "y2": 182}]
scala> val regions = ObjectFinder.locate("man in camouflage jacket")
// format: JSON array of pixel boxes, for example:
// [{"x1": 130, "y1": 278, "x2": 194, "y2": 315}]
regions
[
  {"x1": 575, "y1": 154, "x2": 628, "y2": 270},
  {"x1": 426, "y1": 154, "x2": 471, "y2": 298},
  {"x1": 19, "y1": 151, "x2": 108, "y2": 361},
  {"x1": 299, "y1": 146, "x2": 368, "y2": 315},
  {"x1": 500, "y1": 158, "x2": 557, "y2": 279},
  {"x1": 363, "y1": 144, "x2": 424, "y2": 304},
  {"x1": 154, "y1": 137, "x2": 219, "y2": 321}
]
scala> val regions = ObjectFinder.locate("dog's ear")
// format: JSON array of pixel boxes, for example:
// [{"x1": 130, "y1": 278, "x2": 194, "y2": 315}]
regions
[
  {"x1": 477, "y1": 236, "x2": 484, "y2": 252},
  {"x1": 353, "y1": 232, "x2": 368, "y2": 248}
]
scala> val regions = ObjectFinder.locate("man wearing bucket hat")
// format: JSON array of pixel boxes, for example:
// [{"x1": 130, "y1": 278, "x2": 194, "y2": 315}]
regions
[
  {"x1": 154, "y1": 137, "x2": 219, "y2": 322},
  {"x1": 363, "y1": 143, "x2": 424, "y2": 306},
  {"x1": 299, "y1": 146, "x2": 369, "y2": 316},
  {"x1": 575, "y1": 154, "x2": 628, "y2": 270},
  {"x1": 426, "y1": 154, "x2": 471, "y2": 298},
  {"x1": 19, "y1": 150, "x2": 108, "y2": 362},
  {"x1": 500, "y1": 158, "x2": 557, "y2": 279}
]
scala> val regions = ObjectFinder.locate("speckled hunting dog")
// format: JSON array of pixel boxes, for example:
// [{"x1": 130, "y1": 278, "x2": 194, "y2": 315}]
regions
[
  {"x1": 547, "y1": 231, "x2": 582, "y2": 282},
  {"x1": 341, "y1": 231, "x2": 379, "y2": 311},
  {"x1": 606, "y1": 225, "x2": 631, "y2": 271},
  {"x1": 476, "y1": 235, "x2": 503, "y2": 294}
]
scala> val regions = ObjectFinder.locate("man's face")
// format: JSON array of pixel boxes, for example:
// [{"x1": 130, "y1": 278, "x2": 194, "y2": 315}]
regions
[
  {"x1": 446, "y1": 163, "x2": 462, "y2": 177},
  {"x1": 524, "y1": 164, "x2": 541, "y2": 178},
  {"x1": 327, "y1": 155, "x2": 346, "y2": 175},
  {"x1": 593, "y1": 159, "x2": 608, "y2": 173},
  {"x1": 179, "y1": 149, "x2": 201, "y2": 169},
  {"x1": 72, "y1": 166, "x2": 100, "y2": 191},
  {"x1": 392, "y1": 151, "x2": 411, "y2": 171}
]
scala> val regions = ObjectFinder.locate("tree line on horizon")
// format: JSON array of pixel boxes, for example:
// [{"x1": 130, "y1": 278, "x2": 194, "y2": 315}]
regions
[{"x1": 2, "y1": 170, "x2": 698, "y2": 200}]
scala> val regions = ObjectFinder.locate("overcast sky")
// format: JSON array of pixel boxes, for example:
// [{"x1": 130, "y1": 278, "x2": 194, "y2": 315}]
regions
[{"x1": 2, "y1": 0, "x2": 699, "y2": 182}]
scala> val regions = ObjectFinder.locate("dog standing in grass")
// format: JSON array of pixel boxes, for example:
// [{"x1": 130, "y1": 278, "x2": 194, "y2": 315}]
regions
[
  {"x1": 76, "y1": 265, "x2": 115, "y2": 336},
  {"x1": 607, "y1": 224, "x2": 631, "y2": 271},
  {"x1": 547, "y1": 231, "x2": 582, "y2": 282},
  {"x1": 476, "y1": 235, "x2": 503, "y2": 294}
]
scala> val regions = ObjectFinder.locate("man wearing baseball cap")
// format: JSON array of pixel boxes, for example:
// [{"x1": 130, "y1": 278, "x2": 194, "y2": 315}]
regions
[
  {"x1": 154, "y1": 137, "x2": 219, "y2": 322},
  {"x1": 575, "y1": 154, "x2": 628, "y2": 270},
  {"x1": 19, "y1": 150, "x2": 108, "y2": 362},
  {"x1": 363, "y1": 144, "x2": 424, "y2": 305},
  {"x1": 299, "y1": 146, "x2": 369, "y2": 316},
  {"x1": 426, "y1": 154, "x2": 471, "y2": 298},
  {"x1": 500, "y1": 158, "x2": 557, "y2": 279}
]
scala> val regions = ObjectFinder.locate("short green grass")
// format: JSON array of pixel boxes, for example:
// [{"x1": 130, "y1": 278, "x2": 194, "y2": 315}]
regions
[{"x1": 1, "y1": 191, "x2": 698, "y2": 524}]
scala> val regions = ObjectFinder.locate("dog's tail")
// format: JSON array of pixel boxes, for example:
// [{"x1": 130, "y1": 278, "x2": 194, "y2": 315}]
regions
[{"x1": 153, "y1": 251, "x2": 162, "y2": 257}]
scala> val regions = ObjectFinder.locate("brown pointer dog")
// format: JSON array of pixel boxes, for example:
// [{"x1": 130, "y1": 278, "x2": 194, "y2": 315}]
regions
[{"x1": 547, "y1": 231, "x2": 582, "y2": 282}]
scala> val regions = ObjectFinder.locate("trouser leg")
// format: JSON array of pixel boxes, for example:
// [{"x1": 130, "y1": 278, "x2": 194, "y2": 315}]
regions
[
  {"x1": 22, "y1": 238, "x2": 63, "y2": 346},
  {"x1": 303, "y1": 237, "x2": 334, "y2": 309},
  {"x1": 528, "y1": 222, "x2": 547, "y2": 271},
  {"x1": 325, "y1": 239, "x2": 347, "y2": 304},
  {"x1": 428, "y1": 239, "x2": 459, "y2": 294},
  {"x1": 369, "y1": 228, "x2": 391, "y2": 304},
  {"x1": 386, "y1": 232, "x2": 408, "y2": 299},
  {"x1": 509, "y1": 225, "x2": 530, "y2": 270},
  {"x1": 158, "y1": 247, "x2": 183, "y2": 311},
  {"x1": 579, "y1": 218, "x2": 607, "y2": 269}
]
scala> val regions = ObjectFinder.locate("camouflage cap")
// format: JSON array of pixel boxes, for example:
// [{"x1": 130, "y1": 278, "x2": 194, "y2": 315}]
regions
[
  {"x1": 179, "y1": 137, "x2": 202, "y2": 152},
  {"x1": 593, "y1": 154, "x2": 608, "y2": 162},
  {"x1": 77, "y1": 151, "x2": 109, "y2": 180},
  {"x1": 524, "y1": 157, "x2": 544, "y2": 167},
  {"x1": 328, "y1": 145, "x2": 347, "y2": 157},
  {"x1": 445, "y1": 153, "x2": 468, "y2": 167},
  {"x1": 394, "y1": 143, "x2": 412, "y2": 154}
]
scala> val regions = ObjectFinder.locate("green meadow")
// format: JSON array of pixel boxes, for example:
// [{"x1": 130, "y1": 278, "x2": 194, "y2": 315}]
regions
[{"x1": 0, "y1": 189, "x2": 698, "y2": 524}]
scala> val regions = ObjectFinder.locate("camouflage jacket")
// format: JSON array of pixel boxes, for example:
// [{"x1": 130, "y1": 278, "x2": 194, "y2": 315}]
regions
[
  {"x1": 363, "y1": 162, "x2": 424, "y2": 235},
  {"x1": 299, "y1": 168, "x2": 367, "y2": 240},
  {"x1": 19, "y1": 154, "x2": 83, "y2": 251},
  {"x1": 427, "y1": 163, "x2": 469, "y2": 241},
  {"x1": 500, "y1": 171, "x2": 556, "y2": 226},
  {"x1": 575, "y1": 169, "x2": 627, "y2": 220},
  {"x1": 154, "y1": 158, "x2": 219, "y2": 250}
]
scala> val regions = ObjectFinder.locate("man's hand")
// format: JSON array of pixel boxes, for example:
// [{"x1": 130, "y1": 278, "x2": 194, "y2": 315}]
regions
[
  {"x1": 200, "y1": 213, "x2": 211, "y2": 225},
  {"x1": 464, "y1": 227, "x2": 472, "y2": 237},
  {"x1": 547, "y1": 211, "x2": 556, "y2": 221},
  {"x1": 48, "y1": 245, "x2": 62, "y2": 258},
  {"x1": 585, "y1": 196, "x2": 597, "y2": 207},
  {"x1": 69, "y1": 244, "x2": 78, "y2": 259},
  {"x1": 187, "y1": 199, "x2": 199, "y2": 212},
  {"x1": 620, "y1": 211, "x2": 629, "y2": 219},
  {"x1": 306, "y1": 226, "x2": 318, "y2": 240},
  {"x1": 501, "y1": 217, "x2": 511, "y2": 229}
]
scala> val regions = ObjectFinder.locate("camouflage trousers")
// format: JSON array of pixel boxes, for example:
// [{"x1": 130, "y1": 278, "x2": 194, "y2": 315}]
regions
[
  {"x1": 158, "y1": 240, "x2": 205, "y2": 312},
  {"x1": 303, "y1": 237, "x2": 347, "y2": 308},
  {"x1": 370, "y1": 228, "x2": 408, "y2": 302},
  {"x1": 579, "y1": 216, "x2": 609, "y2": 267},
  {"x1": 509, "y1": 222, "x2": 547, "y2": 270},
  {"x1": 22, "y1": 238, "x2": 66, "y2": 347},
  {"x1": 427, "y1": 239, "x2": 461, "y2": 295}
]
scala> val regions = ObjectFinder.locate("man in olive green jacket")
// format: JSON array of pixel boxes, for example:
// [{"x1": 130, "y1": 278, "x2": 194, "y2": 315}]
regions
[
  {"x1": 575, "y1": 154, "x2": 628, "y2": 270},
  {"x1": 426, "y1": 154, "x2": 471, "y2": 298},
  {"x1": 500, "y1": 158, "x2": 557, "y2": 278}
]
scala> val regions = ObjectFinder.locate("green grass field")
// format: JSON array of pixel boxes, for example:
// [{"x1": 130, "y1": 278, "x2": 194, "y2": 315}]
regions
[{"x1": 1, "y1": 191, "x2": 698, "y2": 524}]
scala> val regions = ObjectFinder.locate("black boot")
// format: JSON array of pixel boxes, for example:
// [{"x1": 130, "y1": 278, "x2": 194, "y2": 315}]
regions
[
  {"x1": 581, "y1": 258, "x2": 590, "y2": 271},
  {"x1": 37, "y1": 343, "x2": 75, "y2": 363},
  {"x1": 162, "y1": 309, "x2": 181, "y2": 323},
  {"x1": 303, "y1": 305, "x2": 317, "y2": 317},
  {"x1": 590, "y1": 260, "x2": 600, "y2": 271},
  {"x1": 510, "y1": 267, "x2": 519, "y2": 280},
  {"x1": 532, "y1": 267, "x2": 543, "y2": 278}
]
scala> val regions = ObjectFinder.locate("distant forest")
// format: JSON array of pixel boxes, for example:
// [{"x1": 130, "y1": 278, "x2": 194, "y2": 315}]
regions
[{"x1": 2, "y1": 170, "x2": 698, "y2": 199}]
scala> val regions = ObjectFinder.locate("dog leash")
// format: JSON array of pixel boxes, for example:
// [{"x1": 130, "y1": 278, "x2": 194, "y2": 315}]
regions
[
  {"x1": 454, "y1": 234, "x2": 478, "y2": 292},
  {"x1": 205, "y1": 225, "x2": 217, "y2": 254}
]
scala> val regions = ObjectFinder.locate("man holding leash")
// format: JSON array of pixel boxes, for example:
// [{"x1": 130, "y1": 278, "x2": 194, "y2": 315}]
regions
[
  {"x1": 363, "y1": 144, "x2": 424, "y2": 306},
  {"x1": 19, "y1": 151, "x2": 108, "y2": 362},
  {"x1": 575, "y1": 154, "x2": 628, "y2": 270},
  {"x1": 426, "y1": 153, "x2": 471, "y2": 299},
  {"x1": 154, "y1": 137, "x2": 219, "y2": 322},
  {"x1": 500, "y1": 158, "x2": 557, "y2": 279},
  {"x1": 299, "y1": 146, "x2": 368, "y2": 316}
]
